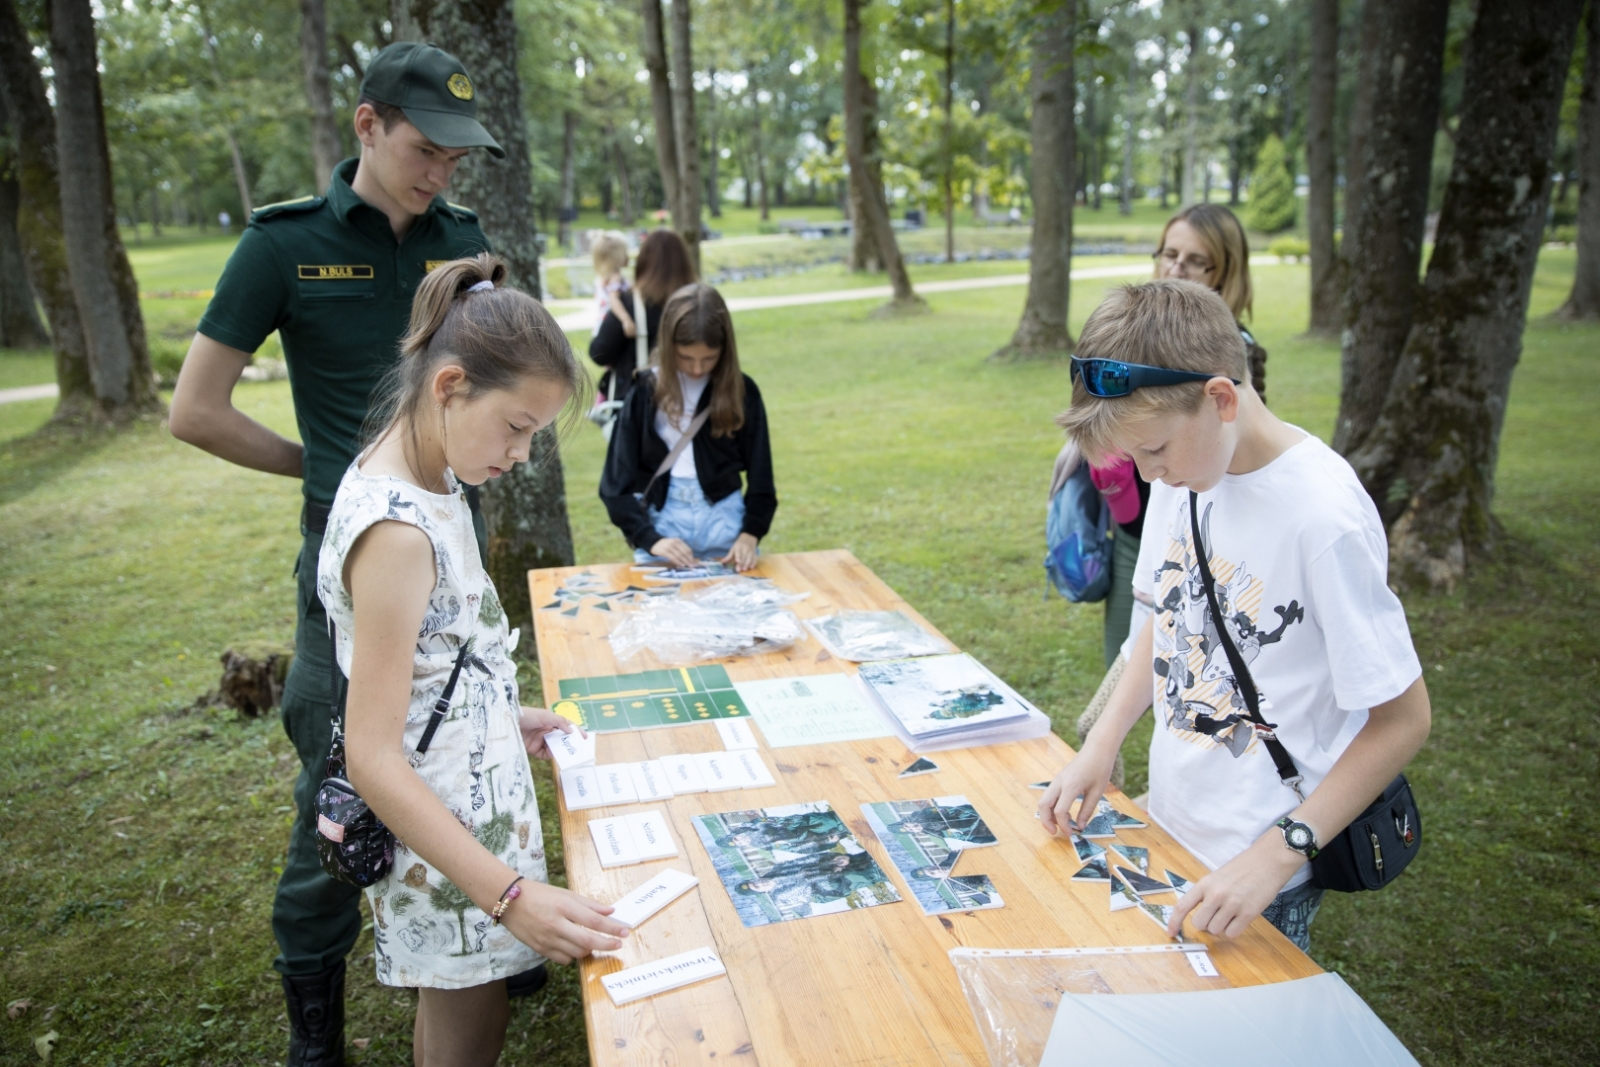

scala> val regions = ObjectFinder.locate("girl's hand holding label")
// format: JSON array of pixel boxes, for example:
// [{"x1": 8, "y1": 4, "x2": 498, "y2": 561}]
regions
[{"x1": 520, "y1": 707, "x2": 583, "y2": 759}]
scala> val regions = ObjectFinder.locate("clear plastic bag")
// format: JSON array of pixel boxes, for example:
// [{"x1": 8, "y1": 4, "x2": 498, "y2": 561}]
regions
[
  {"x1": 607, "y1": 580, "x2": 808, "y2": 663},
  {"x1": 804, "y1": 610, "x2": 950, "y2": 661},
  {"x1": 950, "y1": 946, "x2": 1230, "y2": 1067}
]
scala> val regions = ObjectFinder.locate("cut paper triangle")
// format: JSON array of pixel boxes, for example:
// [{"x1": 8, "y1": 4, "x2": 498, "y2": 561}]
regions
[
  {"x1": 1107, "y1": 843, "x2": 1150, "y2": 873},
  {"x1": 1113, "y1": 865, "x2": 1172, "y2": 896},
  {"x1": 1071, "y1": 857, "x2": 1110, "y2": 882},
  {"x1": 1071, "y1": 835, "x2": 1106, "y2": 863},
  {"x1": 899, "y1": 757, "x2": 940, "y2": 778}
]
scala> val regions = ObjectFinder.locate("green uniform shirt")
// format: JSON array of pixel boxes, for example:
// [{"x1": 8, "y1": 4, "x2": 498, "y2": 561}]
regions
[{"x1": 197, "y1": 157, "x2": 492, "y2": 506}]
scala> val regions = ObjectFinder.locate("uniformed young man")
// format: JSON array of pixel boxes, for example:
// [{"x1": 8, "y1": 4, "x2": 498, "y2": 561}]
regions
[{"x1": 169, "y1": 42, "x2": 544, "y2": 1067}]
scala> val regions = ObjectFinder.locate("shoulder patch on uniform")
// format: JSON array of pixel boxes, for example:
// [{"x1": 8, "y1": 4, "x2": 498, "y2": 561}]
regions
[
  {"x1": 444, "y1": 201, "x2": 479, "y2": 222},
  {"x1": 252, "y1": 195, "x2": 325, "y2": 221}
]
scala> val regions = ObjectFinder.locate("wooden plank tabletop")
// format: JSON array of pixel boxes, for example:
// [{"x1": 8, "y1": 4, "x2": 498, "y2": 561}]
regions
[{"x1": 529, "y1": 549, "x2": 1321, "y2": 1067}]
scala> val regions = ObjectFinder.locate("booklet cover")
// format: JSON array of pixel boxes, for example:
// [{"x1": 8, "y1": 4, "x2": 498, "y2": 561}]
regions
[{"x1": 856, "y1": 654, "x2": 1036, "y2": 740}]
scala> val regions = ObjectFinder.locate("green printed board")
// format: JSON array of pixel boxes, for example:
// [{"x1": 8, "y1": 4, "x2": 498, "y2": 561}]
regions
[{"x1": 551, "y1": 665, "x2": 748, "y2": 732}]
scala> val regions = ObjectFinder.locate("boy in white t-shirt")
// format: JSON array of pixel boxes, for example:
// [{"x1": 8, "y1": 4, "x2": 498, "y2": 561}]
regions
[{"x1": 1039, "y1": 279, "x2": 1431, "y2": 951}]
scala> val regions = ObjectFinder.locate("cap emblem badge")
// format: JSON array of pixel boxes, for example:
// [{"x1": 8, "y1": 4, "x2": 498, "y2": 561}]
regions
[{"x1": 447, "y1": 73, "x2": 474, "y2": 100}]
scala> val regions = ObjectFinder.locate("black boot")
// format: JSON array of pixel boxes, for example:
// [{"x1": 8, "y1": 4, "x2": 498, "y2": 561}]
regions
[
  {"x1": 282, "y1": 960, "x2": 346, "y2": 1067},
  {"x1": 506, "y1": 963, "x2": 549, "y2": 999}
]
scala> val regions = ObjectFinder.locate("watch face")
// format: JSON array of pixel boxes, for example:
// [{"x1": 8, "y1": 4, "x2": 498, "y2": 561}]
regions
[{"x1": 1286, "y1": 824, "x2": 1313, "y2": 849}]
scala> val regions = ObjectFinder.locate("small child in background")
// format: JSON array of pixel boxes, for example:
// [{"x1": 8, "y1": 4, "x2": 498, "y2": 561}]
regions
[{"x1": 591, "y1": 231, "x2": 637, "y2": 338}]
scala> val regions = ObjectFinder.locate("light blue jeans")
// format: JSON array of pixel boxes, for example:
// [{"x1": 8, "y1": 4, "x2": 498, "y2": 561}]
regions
[
  {"x1": 633, "y1": 476, "x2": 747, "y2": 562},
  {"x1": 1262, "y1": 880, "x2": 1327, "y2": 952}
]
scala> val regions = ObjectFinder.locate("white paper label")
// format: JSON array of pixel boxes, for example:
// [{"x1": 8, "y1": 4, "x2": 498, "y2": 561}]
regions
[
  {"x1": 600, "y1": 946, "x2": 727, "y2": 1006},
  {"x1": 627, "y1": 810, "x2": 678, "y2": 860},
  {"x1": 730, "y1": 749, "x2": 776, "y2": 788},
  {"x1": 544, "y1": 728, "x2": 596, "y2": 771},
  {"x1": 1186, "y1": 950, "x2": 1220, "y2": 978},
  {"x1": 626, "y1": 760, "x2": 675, "y2": 801},
  {"x1": 659, "y1": 753, "x2": 707, "y2": 793},
  {"x1": 610, "y1": 868, "x2": 700, "y2": 929},
  {"x1": 694, "y1": 751, "x2": 741, "y2": 791},
  {"x1": 715, "y1": 718, "x2": 760, "y2": 751},
  {"x1": 588, "y1": 810, "x2": 680, "y2": 868},
  {"x1": 561, "y1": 766, "x2": 605, "y2": 810},
  {"x1": 596, "y1": 764, "x2": 640, "y2": 805},
  {"x1": 589, "y1": 815, "x2": 640, "y2": 866}
]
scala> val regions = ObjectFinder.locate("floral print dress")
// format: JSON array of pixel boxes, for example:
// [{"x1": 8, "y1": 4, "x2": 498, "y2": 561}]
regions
[{"x1": 317, "y1": 461, "x2": 548, "y2": 989}]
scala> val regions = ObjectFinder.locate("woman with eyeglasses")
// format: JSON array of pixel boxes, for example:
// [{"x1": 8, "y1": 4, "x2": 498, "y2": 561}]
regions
[{"x1": 1151, "y1": 203, "x2": 1267, "y2": 404}]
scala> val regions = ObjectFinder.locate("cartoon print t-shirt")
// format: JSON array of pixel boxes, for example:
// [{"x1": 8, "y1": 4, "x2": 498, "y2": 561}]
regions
[{"x1": 1131, "y1": 432, "x2": 1421, "y2": 890}]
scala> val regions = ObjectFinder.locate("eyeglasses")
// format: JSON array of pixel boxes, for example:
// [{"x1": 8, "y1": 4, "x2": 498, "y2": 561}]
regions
[
  {"x1": 1153, "y1": 248, "x2": 1215, "y2": 276},
  {"x1": 1071, "y1": 356, "x2": 1239, "y2": 398}
]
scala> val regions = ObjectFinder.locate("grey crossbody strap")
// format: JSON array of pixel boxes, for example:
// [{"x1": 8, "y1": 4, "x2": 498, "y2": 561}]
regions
[{"x1": 640, "y1": 408, "x2": 711, "y2": 501}]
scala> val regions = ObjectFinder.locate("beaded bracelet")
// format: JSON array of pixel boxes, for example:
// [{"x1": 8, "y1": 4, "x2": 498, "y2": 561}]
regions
[{"x1": 490, "y1": 876, "x2": 524, "y2": 926}]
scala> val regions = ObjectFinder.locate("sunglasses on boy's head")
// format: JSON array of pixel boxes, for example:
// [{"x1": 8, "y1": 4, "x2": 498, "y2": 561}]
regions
[{"x1": 1070, "y1": 356, "x2": 1240, "y2": 398}]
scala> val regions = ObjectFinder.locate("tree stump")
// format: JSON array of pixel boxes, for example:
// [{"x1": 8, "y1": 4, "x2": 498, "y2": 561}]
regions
[{"x1": 216, "y1": 644, "x2": 293, "y2": 717}]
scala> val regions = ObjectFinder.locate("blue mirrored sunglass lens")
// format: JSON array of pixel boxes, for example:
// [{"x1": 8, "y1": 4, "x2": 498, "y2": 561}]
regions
[{"x1": 1084, "y1": 362, "x2": 1131, "y2": 396}]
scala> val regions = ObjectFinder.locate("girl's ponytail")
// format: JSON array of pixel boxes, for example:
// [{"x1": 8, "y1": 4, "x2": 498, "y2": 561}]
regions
[{"x1": 366, "y1": 253, "x2": 590, "y2": 448}]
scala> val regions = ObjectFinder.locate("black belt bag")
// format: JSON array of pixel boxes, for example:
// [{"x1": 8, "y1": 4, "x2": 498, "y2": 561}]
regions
[
  {"x1": 1189, "y1": 491, "x2": 1421, "y2": 893},
  {"x1": 313, "y1": 628, "x2": 473, "y2": 887}
]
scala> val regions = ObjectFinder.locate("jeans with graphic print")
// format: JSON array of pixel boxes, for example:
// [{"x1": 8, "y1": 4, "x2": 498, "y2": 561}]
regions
[
  {"x1": 633, "y1": 476, "x2": 748, "y2": 562},
  {"x1": 1262, "y1": 880, "x2": 1327, "y2": 952}
]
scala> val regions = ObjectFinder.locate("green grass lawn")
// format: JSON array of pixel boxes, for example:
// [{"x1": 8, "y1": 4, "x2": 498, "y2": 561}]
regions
[{"x1": 1, "y1": 251, "x2": 1596, "y2": 1065}]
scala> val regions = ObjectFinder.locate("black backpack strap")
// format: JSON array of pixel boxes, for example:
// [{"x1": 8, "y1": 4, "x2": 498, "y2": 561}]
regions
[
  {"x1": 410, "y1": 640, "x2": 473, "y2": 767},
  {"x1": 1188, "y1": 491, "x2": 1305, "y2": 800}
]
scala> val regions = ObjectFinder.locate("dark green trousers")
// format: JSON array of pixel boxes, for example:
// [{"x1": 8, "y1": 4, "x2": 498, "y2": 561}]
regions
[
  {"x1": 1103, "y1": 527, "x2": 1143, "y2": 669},
  {"x1": 271, "y1": 493, "x2": 488, "y2": 977}
]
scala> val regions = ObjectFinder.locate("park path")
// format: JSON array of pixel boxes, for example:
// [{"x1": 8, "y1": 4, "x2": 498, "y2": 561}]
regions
[{"x1": 0, "y1": 257, "x2": 1289, "y2": 406}]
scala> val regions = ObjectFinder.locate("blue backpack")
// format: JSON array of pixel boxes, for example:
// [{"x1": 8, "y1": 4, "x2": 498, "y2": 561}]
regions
[{"x1": 1045, "y1": 461, "x2": 1112, "y2": 603}]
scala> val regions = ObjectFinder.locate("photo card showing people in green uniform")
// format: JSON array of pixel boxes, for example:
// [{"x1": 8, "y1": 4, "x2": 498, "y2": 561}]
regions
[
  {"x1": 692, "y1": 802, "x2": 901, "y2": 927},
  {"x1": 552, "y1": 664, "x2": 748, "y2": 732},
  {"x1": 861, "y1": 797, "x2": 1005, "y2": 915}
]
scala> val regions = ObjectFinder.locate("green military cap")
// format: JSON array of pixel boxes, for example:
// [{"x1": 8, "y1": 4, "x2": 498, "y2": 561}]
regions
[{"x1": 360, "y1": 42, "x2": 505, "y2": 159}]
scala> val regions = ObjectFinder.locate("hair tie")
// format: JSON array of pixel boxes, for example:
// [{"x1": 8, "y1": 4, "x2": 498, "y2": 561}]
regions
[{"x1": 467, "y1": 279, "x2": 495, "y2": 293}]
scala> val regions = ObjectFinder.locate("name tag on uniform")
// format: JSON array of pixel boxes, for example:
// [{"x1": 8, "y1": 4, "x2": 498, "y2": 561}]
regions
[
  {"x1": 298, "y1": 264, "x2": 374, "y2": 280},
  {"x1": 424, "y1": 260, "x2": 449, "y2": 272}
]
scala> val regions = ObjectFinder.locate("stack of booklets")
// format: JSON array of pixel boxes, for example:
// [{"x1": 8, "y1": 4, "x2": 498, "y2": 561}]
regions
[{"x1": 855, "y1": 653, "x2": 1051, "y2": 752}]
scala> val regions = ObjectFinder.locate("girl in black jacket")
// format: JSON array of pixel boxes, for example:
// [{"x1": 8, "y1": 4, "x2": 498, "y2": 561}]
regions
[{"x1": 599, "y1": 284, "x2": 776, "y2": 571}]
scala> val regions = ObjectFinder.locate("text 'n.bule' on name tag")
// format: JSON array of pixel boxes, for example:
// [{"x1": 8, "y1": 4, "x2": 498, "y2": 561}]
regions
[
  {"x1": 609, "y1": 867, "x2": 700, "y2": 929},
  {"x1": 600, "y1": 946, "x2": 727, "y2": 1006},
  {"x1": 297, "y1": 264, "x2": 374, "y2": 280}
]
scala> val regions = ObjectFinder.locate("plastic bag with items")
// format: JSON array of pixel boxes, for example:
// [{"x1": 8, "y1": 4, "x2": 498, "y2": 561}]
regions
[{"x1": 608, "y1": 579, "x2": 810, "y2": 664}]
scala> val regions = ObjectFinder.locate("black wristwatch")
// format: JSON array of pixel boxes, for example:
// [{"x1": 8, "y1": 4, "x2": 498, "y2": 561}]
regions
[{"x1": 1276, "y1": 816, "x2": 1320, "y2": 859}]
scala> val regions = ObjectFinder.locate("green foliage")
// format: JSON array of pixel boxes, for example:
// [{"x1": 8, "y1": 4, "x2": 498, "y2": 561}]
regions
[
  {"x1": 1247, "y1": 134, "x2": 1297, "y2": 234},
  {"x1": 1268, "y1": 235, "x2": 1310, "y2": 262}
]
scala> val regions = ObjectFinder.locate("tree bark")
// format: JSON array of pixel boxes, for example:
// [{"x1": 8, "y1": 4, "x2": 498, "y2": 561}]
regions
[
  {"x1": 1332, "y1": 0, "x2": 1450, "y2": 456},
  {"x1": 843, "y1": 0, "x2": 921, "y2": 309},
  {"x1": 50, "y1": 0, "x2": 159, "y2": 418},
  {"x1": 1119, "y1": 55, "x2": 1135, "y2": 217},
  {"x1": 0, "y1": 88, "x2": 48, "y2": 350},
  {"x1": 1306, "y1": 0, "x2": 1339, "y2": 334},
  {"x1": 558, "y1": 109, "x2": 577, "y2": 248},
  {"x1": 640, "y1": 0, "x2": 682, "y2": 223},
  {"x1": 943, "y1": 0, "x2": 955, "y2": 262},
  {"x1": 847, "y1": 71, "x2": 884, "y2": 272},
  {"x1": 299, "y1": 0, "x2": 342, "y2": 193},
  {"x1": 705, "y1": 65, "x2": 721, "y2": 218},
  {"x1": 993, "y1": 0, "x2": 1075, "y2": 358},
  {"x1": 1559, "y1": 5, "x2": 1600, "y2": 319},
  {"x1": 422, "y1": 0, "x2": 577, "y2": 631},
  {"x1": 196, "y1": 1, "x2": 253, "y2": 214},
  {"x1": 1181, "y1": 16, "x2": 1200, "y2": 207},
  {"x1": 668, "y1": 0, "x2": 702, "y2": 269},
  {"x1": 1348, "y1": 0, "x2": 1584, "y2": 591},
  {"x1": 0, "y1": 0, "x2": 91, "y2": 417},
  {"x1": 609, "y1": 124, "x2": 636, "y2": 225},
  {"x1": 1342, "y1": 0, "x2": 1380, "y2": 248}
]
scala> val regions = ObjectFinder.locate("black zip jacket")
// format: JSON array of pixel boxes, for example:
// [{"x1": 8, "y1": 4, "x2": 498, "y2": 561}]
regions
[
  {"x1": 588, "y1": 290, "x2": 664, "y2": 393},
  {"x1": 599, "y1": 369, "x2": 777, "y2": 550}
]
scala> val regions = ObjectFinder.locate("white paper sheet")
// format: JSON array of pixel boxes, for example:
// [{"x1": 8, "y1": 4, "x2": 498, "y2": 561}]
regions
[
  {"x1": 601, "y1": 946, "x2": 727, "y2": 1006},
  {"x1": 610, "y1": 867, "x2": 700, "y2": 929},
  {"x1": 735, "y1": 674, "x2": 894, "y2": 748}
]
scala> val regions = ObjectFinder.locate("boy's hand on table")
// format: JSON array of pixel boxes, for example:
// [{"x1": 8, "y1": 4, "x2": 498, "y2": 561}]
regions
[
  {"x1": 1038, "y1": 743, "x2": 1117, "y2": 836},
  {"x1": 1167, "y1": 832, "x2": 1306, "y2": 940},
  {"x1": 519, "y1": 707, "x2": 585, "y2": 759},
  {"x1": 721, "y1": 534, "x2": 760, "y2": 572}
]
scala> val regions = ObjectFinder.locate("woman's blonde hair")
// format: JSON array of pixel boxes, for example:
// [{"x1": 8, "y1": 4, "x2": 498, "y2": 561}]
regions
[
  {"x1": 655, "y1": 283, "x2": 745, "y2": 438},
  {"x1": 1056, "y1": 280, "x2": 1247, "y2": 463},
  {"x1": 590, "y1": 231, "x2": 629, "y2": 276},
  {"x1": 367, "y1": 254, "x2": 590, "y2": 449},
  {"x1": 1155, "y1": 203, "x2": 1253, "y2": 320}
]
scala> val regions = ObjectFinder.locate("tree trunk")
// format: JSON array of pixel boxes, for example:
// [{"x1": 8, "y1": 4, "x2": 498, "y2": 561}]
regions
[
  {"x1": 705, "y1": 65, "x2": 721, "y2": 218},
  {"x1": 753, "y1": 80, "x2": 770, "y2": 222},
  {"x1": 1332, "y1": 0, "x2": 1450, "y2": 456},
  {"x1": 1347, "y1": 0, "x2": 1584, "y2": 591},
  {"x1": 609, "y1": 125, "x2": 636, "y2": 226},
  {"x1": 668, "y1": 0, "x2": 702, "y2": 270},
  {"x1": 1119, "y1": 56, "x2": 1135, "y2": 217},
  {"x1": 0, "y1": 0, "x2": 91, "y2": 417},
  {"x1": 1341, "y1": 0, "x2": 1381, "y2": 284},
  {"x1": 1306, "y1": 0, "x2": 1339, "y2": 334},
  {"x1": 1182, "y1": 17, "x2": 1200, "y2": 207},
  {"x1": 196, "y1": 2, "x2": 253, "y2": 214},
  {"x1": 993, "y1": 0, "x2": 1075, "y2": 359},
  {"x1": 843, "y1": 0, "x2": 921, "y2": 310},
  {"x1": 0, "y1": 88, "x2": 48, "y2": 350},
  {"x1": 1559, "y1": 5, "x2": 1600, "y2": 319},
  {"x1": 943, "y1": 0, "x2": 955, "y2": 262},
  {"x1": 299, "y1": 0, "x2": 342, "y2": 193},
  {"x1": 389, "y1": 0, "x2": 419, "y2": 42},
  {"x1": 558, "y1": 109, "x2": 577, "y2": 248},
  {"x1": 50, "y1": 0, "x2": 159, "y2": 419},
  {"x1": 640, "y1": 0, "x2": 681, "y2": 223},
  {"x1": 847, "y1": 73, "x2": 883, "y2": 272},
  {"x1": 421, "y1": 0, "x2": 577, "y2": 632}
]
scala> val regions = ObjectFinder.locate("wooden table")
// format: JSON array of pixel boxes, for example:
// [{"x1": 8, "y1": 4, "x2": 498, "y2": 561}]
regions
[{"x1": 530, "y1": 550, "x2": 1320, "y2": 1067}]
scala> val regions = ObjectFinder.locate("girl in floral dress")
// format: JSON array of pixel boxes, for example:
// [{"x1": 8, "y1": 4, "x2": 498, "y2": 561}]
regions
[{"x1": 318, "y1": 254, "x2": 628, "y2": 1064}]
